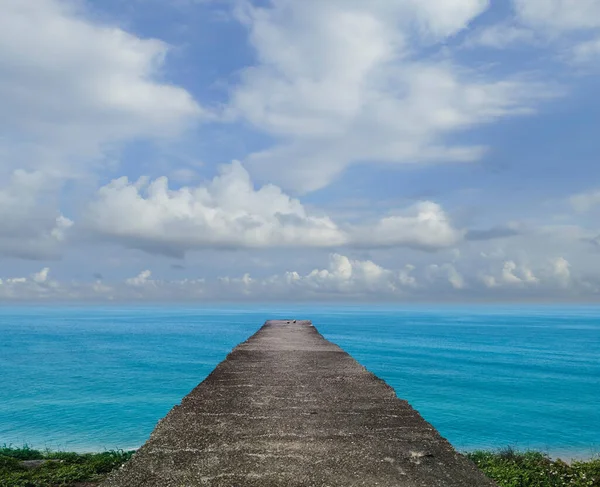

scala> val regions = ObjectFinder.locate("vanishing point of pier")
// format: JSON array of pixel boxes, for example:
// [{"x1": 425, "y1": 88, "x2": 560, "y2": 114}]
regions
[{"x1": 102, "y1": 320, "x2": 497, "y2": 486}]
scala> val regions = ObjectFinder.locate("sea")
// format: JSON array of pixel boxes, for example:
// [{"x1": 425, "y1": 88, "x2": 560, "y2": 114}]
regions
[{"x1": 1, "y1": 304, "x2": 599, "y2": 459}]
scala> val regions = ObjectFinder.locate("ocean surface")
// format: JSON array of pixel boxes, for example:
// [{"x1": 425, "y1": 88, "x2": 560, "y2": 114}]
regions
[{"x1": 1, "y1": 305, "x2": 599, "y2": 459}]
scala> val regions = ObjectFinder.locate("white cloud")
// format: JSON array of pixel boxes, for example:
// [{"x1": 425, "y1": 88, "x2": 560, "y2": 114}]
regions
[
  {"x1": 520, "y1": 266, "x2": 539, "y2": 284},
  {"x1": 481, "y1": 274, "x2": 497, "y2": 288},
  {"x1": 5, "y1": 277, "x2": 27, "y2": 285},
  {"x1": 0, "y1": 170, "x2": 73, "y2": 259},
  {"x1": 83, "y1": 162, "x2": 463, "y2": 254},
  {"x1": 427, "y1": 263, "x2": 466, "y2": 289},
  {"x1": 0, "y1": 0, "x2": 201, "y2": 164},
  {"x1": 289, "y1": 253, "x2": 399, "y2": 295},
  {"x1": 0, "y1": 252, "x2": 598, "y2": 301},
  {"x1": 501, "y1": 261, "x2": 524, "y2": 285},
  {"x1": 502, "y1": 260, "x2": 538, "y2": 285},
  {"x1": 513, "y1": 0, "x2": 600, "y2": 32},
  {"x1": 447, "y1": 264, "x2": 466, "y2": 289},
  {"x1": 125, "y1": 270, "x2": 153, "y2": 286},
  {"x1": 84, "y1": 161, "x2": 346, "y2": 255},
  {"x1": 215, "y1": 253, "x2": 412, "y2": 298},
  {"x1": 399, "y1": 264, "x2": 418, "y2": 288},
  {"x1": 510, "y1": 0, "x2": 600, "y2": 64},
  {"x1": 2, "y1": 0, "x2": 599, "y2": 298},
  {"x1": 229, "y1": 0, "x2": 549, "y2": 193},
  {"x1": 0, "y1": 0, "x2": 201, "y2": 260},
  {"x1": 0, "y1": 267, "x2": 58, "y2": 300},
  {"x1": 407, "y1": 0, "x2": 489, "y2": 39},
  {"x1": 32, "y1": 267, "x2": 51, "y2": 284},
  {"x1": 465, "y1": 2, "x2": 600, "y2": 65},
  {"x1": 569, "y1": 188, "x2": 600, "y2": 212},
  {"x1": 480, "y1": 259, "x2": 543, "y2": 289},
  {"x1": 466, "y1": 23, "x2": 536, "y2": 49},
  {"x1": 351, "y1": 202, "x2": 463, "y2": 250},
  {"x1": 572, "y1": 37, "x2": 600, "y2": 63}
]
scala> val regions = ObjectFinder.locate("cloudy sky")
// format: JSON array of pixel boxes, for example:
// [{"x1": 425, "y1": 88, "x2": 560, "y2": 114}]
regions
[{"x1": 2, "y1": 0, "x2": 600, "y2": 302}]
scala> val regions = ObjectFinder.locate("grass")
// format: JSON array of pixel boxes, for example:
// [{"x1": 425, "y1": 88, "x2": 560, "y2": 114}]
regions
[
  {"x1": 0, "y1": 446, "x2": 134, "y2": 486},
  {"x1": 467, "y1": 448, "x2": 600, "y2": 487},
  {"x1": 2, "y1": 445, "x2": 600, "y2": 486}
]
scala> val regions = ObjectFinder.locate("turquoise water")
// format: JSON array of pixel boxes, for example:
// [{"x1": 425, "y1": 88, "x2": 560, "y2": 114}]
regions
[{"x1": 1, "y1": 305, "x2": 599, "y2": 458}]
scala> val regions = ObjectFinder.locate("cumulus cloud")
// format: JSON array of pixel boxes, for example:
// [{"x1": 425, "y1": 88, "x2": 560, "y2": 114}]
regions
[
  {"x1": 399, "y1": 264, "x2": 418, "y2": 288},
  {"x1": 502, "y1": 260, "x2": 538, "y2": 285},
  {"x1": 0, "y1": 170, "x2": 73, "y2": 259},
  {"x1": 0, "y1": 267, "x2": 58, "y2": 300},
  {"x1": 480, "y1": 259, "x2": 546, "y2": 289},
  {"x1": 125, "y1": 270, "x2": 153, "y2": 286},
  {"x1": 84, "y1": 161, "x2": 346, "y2": 255},
  {"x1": 3, "y1": 0, "x2": 599, "y2": 297},
  {"x1": 32, "y1": 267, "x2": 51, "y2": 284},
  {"x1": 228, "y1": 0, "x2": 550, "y2": 193},
  {"x1": 0, "y1": 0, "x2": 201, "y2": 164},
  {"x1": 349, "y1": 202, "x2": 463, "y2": 250},
  {"x1": 1, "y1": 252, "x2": 599, "y2": 302},
  {"x1": 427, "y1": 263, "x2": 466, "y2": 289},
  {"x1": 480, "y1": 275, "x2": 497, "y2": 289},
  {"x1": 0, "y1": 0, "x2": 201, "y2": 260},
  {"x1": 83, "y1": 162, "x2": 463, "y2": 255},
  {"x1": 283, "y1": 253, "x2": 400, "y2": 295}
]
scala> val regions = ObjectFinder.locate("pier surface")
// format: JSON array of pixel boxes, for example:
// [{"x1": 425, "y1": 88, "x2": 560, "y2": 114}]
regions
[{"x1": 102, "y1": 320, "x2": 496, "y2": 486}]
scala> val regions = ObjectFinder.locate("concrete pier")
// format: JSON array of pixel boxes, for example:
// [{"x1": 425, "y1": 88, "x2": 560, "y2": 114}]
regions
[{"x1": 102, "y1": 320, "x2": 497, "y2": 486}]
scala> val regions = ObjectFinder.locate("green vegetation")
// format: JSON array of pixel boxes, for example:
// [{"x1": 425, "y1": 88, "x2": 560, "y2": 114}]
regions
[
  {"x1": 0, "y1": 446, "x2": 134, "y2": 486},
  {"x1": 2, "y1": 445, "x2": 600, "y2": 486},
  {"x1": 467, "y1": 448, "x2": 600, "y2": 487}
]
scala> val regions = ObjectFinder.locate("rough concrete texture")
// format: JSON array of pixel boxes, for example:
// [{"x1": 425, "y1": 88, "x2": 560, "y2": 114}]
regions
[{"x1": 102, "y1": 320, "x2": 497, "y2": 487}]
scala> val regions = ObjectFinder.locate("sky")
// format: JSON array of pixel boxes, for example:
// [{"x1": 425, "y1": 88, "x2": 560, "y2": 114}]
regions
[{"x1": 2, "y1": 0, "x2": 600, "y2": 302}]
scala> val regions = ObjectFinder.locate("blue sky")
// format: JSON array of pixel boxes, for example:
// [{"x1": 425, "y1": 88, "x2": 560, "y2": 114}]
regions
[{"x1": 2, "y1": 0, "x2": 600, "y2": 302}]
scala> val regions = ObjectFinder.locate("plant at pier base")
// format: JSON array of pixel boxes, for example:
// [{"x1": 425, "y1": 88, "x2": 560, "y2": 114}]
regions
[
  {"x1": 0, "y1": 446, "x2": 134, "y2": 486},
  {"x1": 2, "y1": 445, "x2": 600, "y2": 486},
  {"x1": 467, "y1": 449, "x2": 600, "y2": 487}
]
